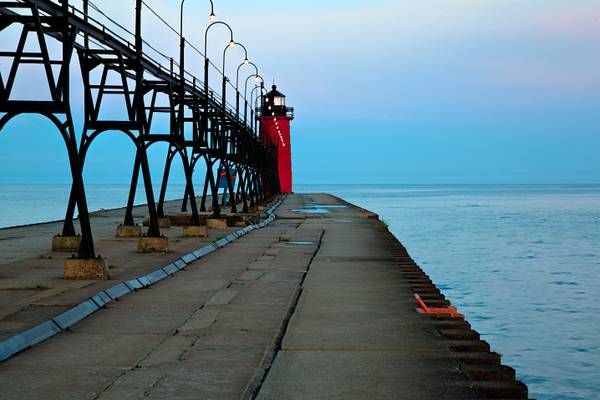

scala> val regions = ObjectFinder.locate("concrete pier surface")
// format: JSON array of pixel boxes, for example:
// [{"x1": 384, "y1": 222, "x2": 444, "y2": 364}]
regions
[{"x1": 0, "y1": 194, "x2": 528, "y2": 399}]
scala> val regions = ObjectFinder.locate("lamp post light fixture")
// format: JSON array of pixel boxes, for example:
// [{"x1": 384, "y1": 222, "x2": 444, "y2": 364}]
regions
[
  {"x1": 183, "y1": 0, "x2": 217, "y2": 24},
  {"x1": 209, "y1": 0, "x2": 216, "y2": 22}
]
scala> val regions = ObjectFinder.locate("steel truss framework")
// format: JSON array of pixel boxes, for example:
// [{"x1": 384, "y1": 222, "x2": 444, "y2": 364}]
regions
[{"x1": 0, "y1": 0, "x2": 280, "y2": 259}]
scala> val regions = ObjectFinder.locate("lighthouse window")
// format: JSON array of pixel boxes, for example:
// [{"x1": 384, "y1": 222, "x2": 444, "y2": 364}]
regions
[{"x1": 274, "y1": 96, "x2": 285, "y2": 106}]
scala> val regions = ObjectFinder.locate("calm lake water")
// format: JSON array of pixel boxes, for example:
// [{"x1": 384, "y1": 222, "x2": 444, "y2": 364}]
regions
[
  {"x1": 296, "y1": 184, "x2": 600, "y2": 400},
  {"x1": 1, "y1": 183, "x2": 599, "y2": 399},
  {"x1": 0, "y1": 183, "x2": 188, "y2": 228}
]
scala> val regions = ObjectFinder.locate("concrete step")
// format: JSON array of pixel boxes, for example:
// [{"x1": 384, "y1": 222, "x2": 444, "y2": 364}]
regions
[
  {"x1": 469, "y1": 380, "x2": 528, "y2": 399},
  {"x1": 462, "y1": 364, "x2": 517, "y2": 381}
]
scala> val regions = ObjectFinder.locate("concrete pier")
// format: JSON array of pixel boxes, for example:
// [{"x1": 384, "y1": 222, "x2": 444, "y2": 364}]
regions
[{"x1": 0, "y1": 194, "x2": 528, "y2": 399}]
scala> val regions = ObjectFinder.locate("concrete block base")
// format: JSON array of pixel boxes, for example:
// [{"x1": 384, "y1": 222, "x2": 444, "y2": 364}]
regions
[
  {"x1": 167, "y1": 214, "x2": 194, "y2": 226},
  {"x1": 142, "y1": 216, "x2": 172, "y2": 228},
  {"x1": 226, "y1": 216, "x2": 245, "y2": 227},
  {"x1": 166, "y1": 214, "x2": 208, "y2": 226},
  {"x1": 52, "y1": 235, "x2": 81, "y2": 252},
  {"x1": 138, "y1": 236, "x2": 170, "y2": 253},
  {"x1": 244, "y1": 215, "x2": 261, "y2": 225},
  {"x1": 207, "y1": 218, "x2": 228, "y2": 230},
  {"x1": 115, "y1": 224, "x2": 142, "y2": 238},
  {"x1": 182, "y1": 225, "x2": 208, "y2": 238},
  {"x1": 64, "y1": 258, "x2": 108, "y2": 280}
]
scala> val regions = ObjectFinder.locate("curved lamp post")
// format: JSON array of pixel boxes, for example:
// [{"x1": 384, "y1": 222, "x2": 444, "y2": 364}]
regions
[
  {"x1": 181, "y1": 0, "x2": 216, "y2": 33},
  {"x1": 208, "y1": 0, "x2": 217, "y2": 23},
  {"x1": 203, "y1": 21, "x2": 235, "y2": 99},
  {"x1": 244, "y1": 73, "x2": 263, "y2": 125},
  {"x1": 250, "y1": 83, "x2": 266, "y2": 135},
  {"x1": 249, "y1": 84, "x2": 260, "y2": 134},
  {"x1": 180, "y1": 0, "x2": 216, "y2": 36},
  {"x1": 236, "y1": 60, "x2": 258, "y2": 118},
  {"x1": 171, "y1": 0, "x2": 216, "y2": 223},
  {"x1": 180, "y1": 0, "x2": 218, "y2": 85},
  {"x1": 202, "y1": 21, "x2": 234, "y2": 218},
  {"x1": 221, "y1": 41, "x2": 248, "y2": 111},
  {"x1": 180, "y1": 0, "x2": 216, "y2": 38},
  {"x1": 223, "y1": 42, "x2": 248, "y2": 78}
]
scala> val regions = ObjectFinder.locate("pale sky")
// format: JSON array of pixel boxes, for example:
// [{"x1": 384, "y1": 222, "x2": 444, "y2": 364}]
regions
[{"x1": 1, "y1": 0, "x2": 599, "y2": 184}]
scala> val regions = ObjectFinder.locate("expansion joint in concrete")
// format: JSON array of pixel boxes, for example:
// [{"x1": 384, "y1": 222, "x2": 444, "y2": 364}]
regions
[
  {"x1": 92, "y1": 328, "x2": 180, "y2": 400},
  {"x1": 248, "y1": 229, "x2": 324, "y2": 400}
]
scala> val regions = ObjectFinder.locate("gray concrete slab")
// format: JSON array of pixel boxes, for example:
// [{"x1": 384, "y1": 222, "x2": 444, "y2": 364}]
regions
[
  {"x1": 257, "y1": 351, "x2": 479, "y2": 400},
  {"x1": 206, "y1": 288, "x2": 239, "y2": 305},
  {"x1": 177, "y1": 308, "x2": 220, "y2": 332}
]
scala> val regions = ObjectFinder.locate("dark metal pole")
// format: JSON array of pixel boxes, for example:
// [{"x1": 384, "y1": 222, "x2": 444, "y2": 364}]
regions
[
  {"x1": 123, "y1": 152, "x2": 141, "y2": 226},
  {"x1": 157, "y1": 148, "x2": 175, "y2": 217},
  {"x1": 200, "y1": 164, "x2": 210, "y2": 212},
  {"x1": 176, "y1": 27, "x2": 201, "y2": 225},
  {"x1": 222, "y1": 76, "x2": 227, "y2": 112},
  {"x1": 135, "y1": 0, "x2": 160, "y2": 237},
  {"x1": 61, "y1": 0, "x2": 95, "y2": 258},
  {"x1": 207, "y1": 160, "x2": 220, "y2": 217},
  {"x1": 225, "y1": 162, "x2": 237, "y2": 212},
  {"x1": 83, "y1": 0, "x2": 89, "y2": 48},
  {"x1": 204, "y1": 56, "x2": 209, "y2": 148},
  {"x1": 257, "y1": 81, "x2": 264, "y2": 135},
  {"x1": 236, "y1": 91, "x2": 240, "y2": 120}
]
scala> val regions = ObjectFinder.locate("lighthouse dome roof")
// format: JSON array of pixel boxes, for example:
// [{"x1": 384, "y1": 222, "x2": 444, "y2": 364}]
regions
[{"x1": 266, "y1": 85, "x2": 285, "y2": 98}]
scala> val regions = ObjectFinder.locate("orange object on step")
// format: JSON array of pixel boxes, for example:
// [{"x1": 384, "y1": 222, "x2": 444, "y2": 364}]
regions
[{"x1": 414, "y1": 293, "x2": 460, "y2": 315}]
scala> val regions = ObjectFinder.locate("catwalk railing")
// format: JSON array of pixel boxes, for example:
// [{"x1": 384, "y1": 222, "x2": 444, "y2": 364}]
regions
[{"x1": 0, "y1": 0, "x2": 281, "y2": 259}]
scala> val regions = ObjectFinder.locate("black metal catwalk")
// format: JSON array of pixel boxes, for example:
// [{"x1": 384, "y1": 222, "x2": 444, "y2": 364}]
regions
[{"x1": 0, "y1": 0, "x2": 280, "y2": 259}]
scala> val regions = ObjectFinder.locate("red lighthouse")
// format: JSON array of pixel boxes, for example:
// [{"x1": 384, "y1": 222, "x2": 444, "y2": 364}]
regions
[{"x1": 258, "y1": 85, "x2": 294, "y2": 193}]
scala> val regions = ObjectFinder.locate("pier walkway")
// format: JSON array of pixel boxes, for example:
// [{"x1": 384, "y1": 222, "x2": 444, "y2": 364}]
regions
[{"x1": 0, "y1": 194, "x2": 528, "y2": 399}]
